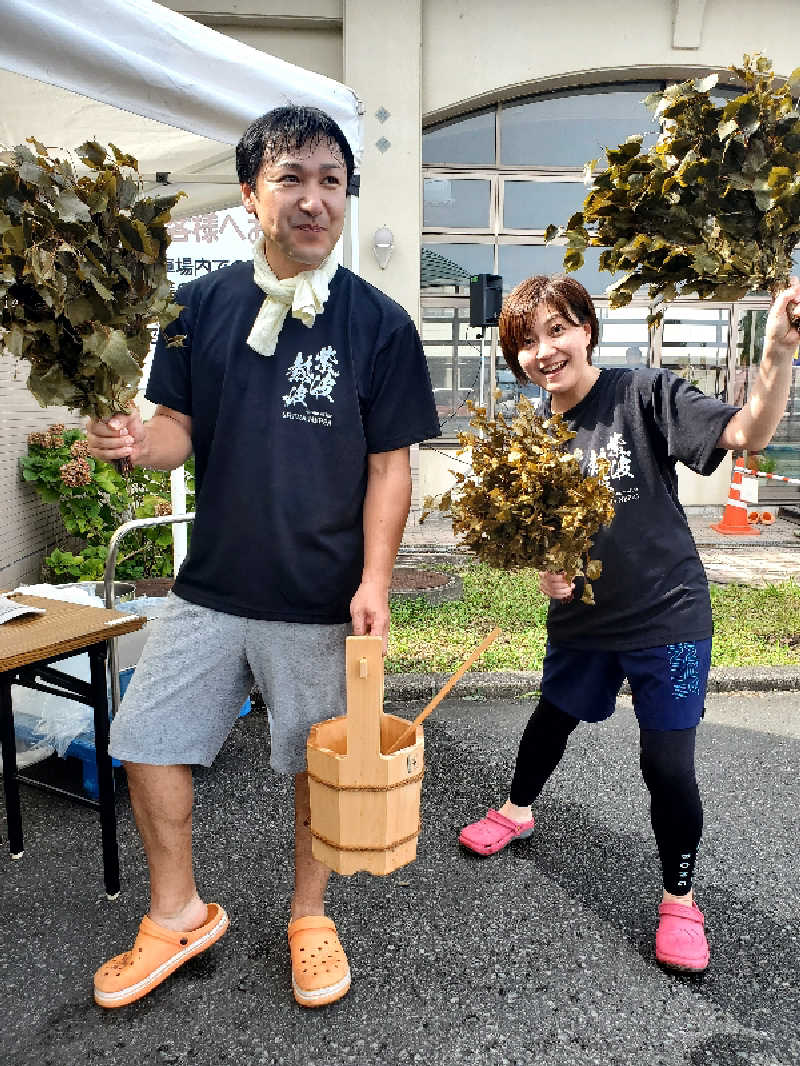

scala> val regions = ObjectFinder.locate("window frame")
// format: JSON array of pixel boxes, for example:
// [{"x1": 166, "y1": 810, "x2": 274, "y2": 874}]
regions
[{"x1": 421, "y1": 80, "x2": 794, "y2": 434}]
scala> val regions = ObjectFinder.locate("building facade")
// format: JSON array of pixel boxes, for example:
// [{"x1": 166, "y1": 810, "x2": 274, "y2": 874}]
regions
[
  {"x1": 168, "y1": 0, "x2": 800, "y2": 495},
  {"x1": 3, "y1": 0, "x2": 799, "y2": 580}
]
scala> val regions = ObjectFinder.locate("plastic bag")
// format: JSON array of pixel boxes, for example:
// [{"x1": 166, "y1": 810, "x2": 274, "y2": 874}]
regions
[
  {"x1": 10, "y1": 588, "x2": 164, "y2": 758},
  {"x1": 10, "y1": 654, "x2": 93, "y2": 757}
]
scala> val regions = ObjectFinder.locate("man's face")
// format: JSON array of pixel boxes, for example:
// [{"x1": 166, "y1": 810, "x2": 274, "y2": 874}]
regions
[{"x1": 240, "y1": 138, "x2": 347, "y2": 279}]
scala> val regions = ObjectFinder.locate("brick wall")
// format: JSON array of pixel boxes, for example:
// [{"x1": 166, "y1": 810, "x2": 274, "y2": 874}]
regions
[{"x1": 0, "y1": 356, "x2": 83, "y2": 588}]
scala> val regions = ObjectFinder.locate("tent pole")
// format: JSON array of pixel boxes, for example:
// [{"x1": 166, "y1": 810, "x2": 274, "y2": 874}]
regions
[
  {"x1": 170, "y1": 467, "x2": 188, "y2": 573},
  {"x1": 346, "y1": 173, "x2": 360, "y2": 276}
]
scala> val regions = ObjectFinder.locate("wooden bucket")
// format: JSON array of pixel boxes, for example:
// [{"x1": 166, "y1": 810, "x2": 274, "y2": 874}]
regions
[{"x1": 306, "y1": 635, "x2": 424, "y2": 876}]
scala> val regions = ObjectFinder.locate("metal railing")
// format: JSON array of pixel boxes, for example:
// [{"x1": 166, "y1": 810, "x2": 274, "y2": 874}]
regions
[{"x1": 103, "y1": 513, "x2": 195, "y2": 719}]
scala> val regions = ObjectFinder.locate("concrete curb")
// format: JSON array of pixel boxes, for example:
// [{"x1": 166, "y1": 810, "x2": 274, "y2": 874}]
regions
[{"x1": 384, "y1": 666, "x2": 800, "y2": 701}]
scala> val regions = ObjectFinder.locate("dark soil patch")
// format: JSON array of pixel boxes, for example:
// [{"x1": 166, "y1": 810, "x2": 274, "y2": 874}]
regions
[
  {"x1": 133, "y1": 577, "x2": 174, "y2": 597},
  {"x1": 390, "y1": 567, "x2": 450, "y2": 591}
]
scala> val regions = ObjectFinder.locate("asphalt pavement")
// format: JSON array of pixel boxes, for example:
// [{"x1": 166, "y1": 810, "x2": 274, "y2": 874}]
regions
[{"x1": 1, "y1": 690, "x2": 798, "y2": 1066}]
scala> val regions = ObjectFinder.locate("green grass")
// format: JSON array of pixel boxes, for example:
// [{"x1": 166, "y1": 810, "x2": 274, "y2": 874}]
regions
[{"x1": 385, "y1": 563, "x2": 800, "y2": 673}]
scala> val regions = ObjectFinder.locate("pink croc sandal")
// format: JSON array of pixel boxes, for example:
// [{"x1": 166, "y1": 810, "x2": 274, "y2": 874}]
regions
[
  {"x1": 458, "y1": 809, "x2": 535, "y2": 856},
  {"x1": 655, "y1": 900, "x2": 710, "y2": 973}
]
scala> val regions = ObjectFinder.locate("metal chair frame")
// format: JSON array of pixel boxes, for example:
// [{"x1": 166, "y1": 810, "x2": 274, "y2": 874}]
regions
[{"x1": 102, "y1": 512, "x2": 195, "y2": 718}]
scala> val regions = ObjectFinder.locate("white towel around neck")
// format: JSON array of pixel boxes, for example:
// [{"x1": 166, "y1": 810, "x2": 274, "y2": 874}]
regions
[{"x1": 247, "y1": 234, "x2": 338, "y2": 358}]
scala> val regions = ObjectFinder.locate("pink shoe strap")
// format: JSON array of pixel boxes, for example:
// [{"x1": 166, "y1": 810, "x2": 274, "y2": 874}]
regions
[
  {"x1": 486, "y1": 808, "x2": 533, "y2": 831},
  {"x1": 658, "y1": 901, "x2": 704, "y2": 925}
]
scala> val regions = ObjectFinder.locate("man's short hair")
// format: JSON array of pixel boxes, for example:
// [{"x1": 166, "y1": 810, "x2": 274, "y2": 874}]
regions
[
  {"x1": 498, "y1": 275, "x2": 599, "y2": 382},
  {"x1": 235, "y1": 105, "x2": 355, "y2": 189}
]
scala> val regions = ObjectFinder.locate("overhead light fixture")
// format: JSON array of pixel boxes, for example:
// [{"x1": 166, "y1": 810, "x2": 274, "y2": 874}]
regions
[{"x1": 372, "y1": 225, "x2": 394, "y2": 269}]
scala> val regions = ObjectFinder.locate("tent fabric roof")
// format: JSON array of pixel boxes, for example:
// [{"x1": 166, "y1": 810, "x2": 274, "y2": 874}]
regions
[{"x1": 0, "y1": 0, "x2": 364, "y2": 218}]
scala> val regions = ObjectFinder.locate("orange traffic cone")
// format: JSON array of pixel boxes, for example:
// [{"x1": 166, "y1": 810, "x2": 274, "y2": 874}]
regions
[
  {"x1": 711, "y1": 458, "x2": 761, "y2": 536},
  {"x1": 761, "y1": 510, "x2": 775, "y2": 526}
]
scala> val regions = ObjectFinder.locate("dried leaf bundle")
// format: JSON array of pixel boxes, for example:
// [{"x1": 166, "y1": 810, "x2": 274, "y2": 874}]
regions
[
  {"x1": 0, "y1": 138, "x2": 184, "y2": 419},
  {"x1": 546, "y1": 55, "x2": 800, "y2": 324},
  {"x1": 423, "y1": 398, "x2": 615, "y2": 604}
]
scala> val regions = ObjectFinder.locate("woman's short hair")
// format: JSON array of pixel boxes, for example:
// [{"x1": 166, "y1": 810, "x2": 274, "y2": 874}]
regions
[{"x1": 498, "y1": 275, "x2": 599, "y2": 382}]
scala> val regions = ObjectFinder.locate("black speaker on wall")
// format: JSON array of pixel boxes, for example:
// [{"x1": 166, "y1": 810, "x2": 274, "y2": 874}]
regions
[{"x1": 469, "y1": 273, "x2": 503, "y2": 328}]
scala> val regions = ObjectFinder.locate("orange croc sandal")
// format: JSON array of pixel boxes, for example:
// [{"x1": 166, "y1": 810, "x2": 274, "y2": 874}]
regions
[
  {"x1": 93, "y1": 903, "x2": 229, "y2": 1008},
  {"x1": 288, "y1": 915, "x2": 351, "y2": 1008}
]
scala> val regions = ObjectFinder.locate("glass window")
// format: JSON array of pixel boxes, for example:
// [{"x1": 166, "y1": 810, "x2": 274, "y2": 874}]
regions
[
  {"x1": 422, "y1": 306, "x2": 488, "y2": 436},
  {"x1": 423, "y1": 109, "x2": 496, "y2": 165},
  {"x1": 736, "y1": 307, "x2": 800, "y2": 469},
  {"x1": 661, "y1": 307, "x2": 730, "y2": 399},
  {"x1": 596, "y1": 307, "x2": 651, "y2": 368},
  {"x1": 421, "y1": 243, "x2": 494, "y2": 288},
  {"x1": 503, "y1": 179, "x2": 586, "y2": 230},
  {"x1": 423, "y1": 178, "x2": 491, "y2": 229},
  {"x1": 710, "y1": 85, "x2": 748, "y2": 108},
  {"x1": 498, "y1": 244, "x2": 625, "y2": 298},
  {"x1": 500, "y1": 84, "x2": 660, "y2": 168}
]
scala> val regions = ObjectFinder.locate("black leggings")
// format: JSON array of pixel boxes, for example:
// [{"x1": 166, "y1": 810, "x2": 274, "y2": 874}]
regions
[{"x1": 509, "y1": 697, "x2": 703, "y2": 895}]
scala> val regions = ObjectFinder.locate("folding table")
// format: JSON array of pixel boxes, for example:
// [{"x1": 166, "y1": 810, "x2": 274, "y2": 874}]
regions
[{"x1": 0, "y1": 595, "x2": 146, "y2": 898}]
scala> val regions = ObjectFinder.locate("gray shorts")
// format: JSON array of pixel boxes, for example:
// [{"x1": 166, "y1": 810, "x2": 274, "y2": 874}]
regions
[{"x1": 109, "y1": 594, "x2": 348, "y2": 775}]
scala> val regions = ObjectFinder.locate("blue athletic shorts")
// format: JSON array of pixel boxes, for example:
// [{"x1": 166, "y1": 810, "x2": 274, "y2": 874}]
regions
[{"x1": 541, "y1": 639, "x2": 712, "y2": 730}]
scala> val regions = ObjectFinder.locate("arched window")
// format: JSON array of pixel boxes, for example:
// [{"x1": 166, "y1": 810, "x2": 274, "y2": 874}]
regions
[{"x1": 420, "y1": 81, "x2": 796, "y2": 462}]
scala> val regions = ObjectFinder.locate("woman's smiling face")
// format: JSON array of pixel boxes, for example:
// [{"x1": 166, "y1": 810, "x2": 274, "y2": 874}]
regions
[{"x1": 517, "y1": 303, "x2": 598, "y2": 412}]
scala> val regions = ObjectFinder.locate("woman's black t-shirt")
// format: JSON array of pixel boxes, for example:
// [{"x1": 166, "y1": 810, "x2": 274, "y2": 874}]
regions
[{"x1": 542, "y1": 367, "x2": 738, "y2": 650}]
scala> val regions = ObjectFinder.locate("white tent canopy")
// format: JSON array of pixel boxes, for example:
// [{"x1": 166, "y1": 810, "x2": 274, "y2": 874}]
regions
[
  {"x1": 0, "y1": 0, "x2": 364, "y2": 568},
  {"x1": 0, "y1": 0, "x2": 364, "y2": 218}
]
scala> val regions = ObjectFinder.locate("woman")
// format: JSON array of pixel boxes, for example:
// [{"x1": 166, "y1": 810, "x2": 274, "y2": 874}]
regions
[{"x1": 459, "y1": 274, "x2": 800, "y2": 972}]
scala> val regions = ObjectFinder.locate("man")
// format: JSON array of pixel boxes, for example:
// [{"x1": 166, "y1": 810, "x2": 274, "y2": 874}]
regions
[{"x1": 88, "y1": 106, "x2": 440, "y2": 1009}]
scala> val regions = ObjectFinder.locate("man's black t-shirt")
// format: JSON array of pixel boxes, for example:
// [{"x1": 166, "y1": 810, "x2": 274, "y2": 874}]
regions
[
  {"x1": 542, "y1": 367, "x2": 738, "y2": 650},
  {"x1": 146, "y1": 263, "x2": 440, "y2": 622}
]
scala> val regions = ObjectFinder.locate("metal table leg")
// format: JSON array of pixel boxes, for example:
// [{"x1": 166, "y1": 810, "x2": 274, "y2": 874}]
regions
[
  {"x1": 0, "y1": 672, "x2": 23, "y2": 858},
  {"x1": 88, "y1": 644, "x2": 120, "y2": 899}
]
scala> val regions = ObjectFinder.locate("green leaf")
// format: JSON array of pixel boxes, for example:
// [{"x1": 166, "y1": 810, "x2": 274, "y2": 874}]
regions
[
  {"x1": 108, "y1": 143, "x2": 139, "y2": 169},
  {"x1": 93, "y1": 467, "x2": 119, "y2": 495},
  {"x1": 117, "y1": 215, "x2": 157, "y2": 258},
  {"x1": 89, "y1": 273, "x2": 115, "y2": 302},
  {"x1": 118, "y1": 177, "x2": 138, "y2": 210},
  {"x1": 66, "y1": 296, "x2": 95, "y2": 327},
  {"x1": 767, "y1": 166, "x2": 792, "y2": 192},
  {"x1": 96, "y1": 329, "x2": 141, "y2": 382},
  {"x1": 53, "y1": 191, "x2": 91, "y2": 224},
  {"x1": 5, "y1": 323, "x2": 25, "y2": 357},
  {"x1": 77, "y1": 141, "x2": 108, "y2": 168},
  {"x1": 3, "y1": 225, "x2": 25, "y2": 253},
  {"x1": 18, "y1": 161, "x2": 43, "y2": 185},
  {"x1": 27, "y1": 363, "x2": 77, "y2": 407},
  {"x1": 563, "y1": 247, "x2": 584, "y2": 271}
]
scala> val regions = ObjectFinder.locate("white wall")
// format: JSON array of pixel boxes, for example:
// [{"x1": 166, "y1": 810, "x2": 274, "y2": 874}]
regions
[
  {"x1": 171, "y1": 2, "x2": 344, "y2": 82},
  {"x1": 0, "y1": 360, "x2": 84, "y2": 587},
  {"x1": 422, "y1": 0, "x2": 800, "y2": 119},
  {"x1": 678, "y1": 452, "x2": 733, "y2": 507},
  {"x1": 344, "y1": 0, "x2": 422, "y2": 322}
]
